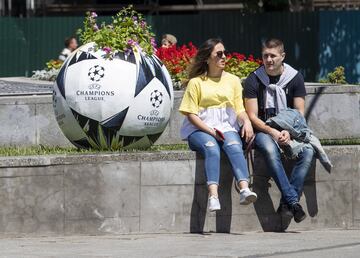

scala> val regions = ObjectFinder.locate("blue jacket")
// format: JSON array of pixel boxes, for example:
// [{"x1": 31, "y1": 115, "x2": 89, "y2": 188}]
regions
[{"x1": 266, "y1": 108, "x2": 332, "y2": 173}]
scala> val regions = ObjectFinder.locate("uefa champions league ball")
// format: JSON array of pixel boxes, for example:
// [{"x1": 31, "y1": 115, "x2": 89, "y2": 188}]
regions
[{"x1": 53, "y1": 42, "x2": 173, "y2": 149}]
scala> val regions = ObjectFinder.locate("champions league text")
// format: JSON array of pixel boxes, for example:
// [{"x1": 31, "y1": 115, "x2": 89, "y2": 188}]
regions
[
  {"x1": 137, "y1": 114, "x2": 165, "y2": 127},
  {"x1": 76, "y1": 90, "x2": 115, "y2": 101}
]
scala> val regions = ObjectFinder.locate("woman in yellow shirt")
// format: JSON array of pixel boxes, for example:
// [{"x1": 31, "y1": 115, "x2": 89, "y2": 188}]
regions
[{"x1": 179, "y1": 38, "x2": 257, "y2": 212}]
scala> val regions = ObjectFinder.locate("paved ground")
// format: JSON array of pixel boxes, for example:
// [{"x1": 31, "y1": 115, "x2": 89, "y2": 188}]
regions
[
  {"x1": 0, "y1": 78, "x2": 52, "y2": 96},
  {"x1": 0, "y1": 229, "x2": 359, "y2": 258}
]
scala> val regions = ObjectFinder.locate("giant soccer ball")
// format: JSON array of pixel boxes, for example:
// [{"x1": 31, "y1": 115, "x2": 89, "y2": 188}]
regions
[{"x1": 53, "y1": 42, "x2": 173, "y2": 149}]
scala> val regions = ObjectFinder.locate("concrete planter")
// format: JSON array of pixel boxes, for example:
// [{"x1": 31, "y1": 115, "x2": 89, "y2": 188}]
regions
[
  {"x1": 0, "y1": 77, "x2": 359, "y2": 147},
  {"x1": 0, "y1": 145, "x2": 359, "y2": 235}
]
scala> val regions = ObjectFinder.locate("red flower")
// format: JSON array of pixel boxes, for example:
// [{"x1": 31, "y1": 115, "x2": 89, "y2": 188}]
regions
[
  {"x1": 156, "y1": 42, "x2": 261, "y2": 83},
  {"x1": 156, "y1": 43, "x2": 198, "y2": 82}
]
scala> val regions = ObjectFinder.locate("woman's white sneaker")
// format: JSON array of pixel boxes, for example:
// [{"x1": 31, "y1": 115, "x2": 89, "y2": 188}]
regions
[
  {"x1": 208, "y1": 196, "x2": 221, "y2": 212},
  {"x1": 239, "y1": 188, "x2": 257, "y2": 205}
]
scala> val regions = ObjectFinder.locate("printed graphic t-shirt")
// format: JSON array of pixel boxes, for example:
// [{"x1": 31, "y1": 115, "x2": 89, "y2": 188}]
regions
[{"x1": 179, "y1": 72, "x2": 245, "y2": 140}]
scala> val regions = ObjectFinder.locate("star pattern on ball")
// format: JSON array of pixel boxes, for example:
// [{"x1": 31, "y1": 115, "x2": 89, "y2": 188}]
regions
[
  {"x1": 150, "y1": 90, "x2": 163, "y2": 108},
  {"x1": 88, "y1": 65, "x2": 105, "y2": 82}
]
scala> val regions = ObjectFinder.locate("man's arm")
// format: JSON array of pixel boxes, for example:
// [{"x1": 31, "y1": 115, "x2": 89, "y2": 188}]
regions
[
  {"x1": 245, "y1": 98, "x2": 289, "y2": 144},
  {"x1": 293, "y1": 96, "x2": 305, "y2": 115}
]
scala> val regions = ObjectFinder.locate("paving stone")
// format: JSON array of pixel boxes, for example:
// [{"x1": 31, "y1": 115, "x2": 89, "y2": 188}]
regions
[{"x1": 0, "y1": 79, "x2": 52, "y2": 96}]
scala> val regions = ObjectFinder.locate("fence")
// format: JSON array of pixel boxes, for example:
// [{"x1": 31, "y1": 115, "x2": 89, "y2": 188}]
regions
[{"x1": 0, "y1": 11, "x2": 359, "y2": 83}]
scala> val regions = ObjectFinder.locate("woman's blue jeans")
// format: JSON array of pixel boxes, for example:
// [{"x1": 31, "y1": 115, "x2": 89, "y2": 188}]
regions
[
  {"x1": 254, "y1": 132, "x2": 315, "y2": 205},
  {"x1": 188, "y1": 130, "x2": 249, "y2": 185}
]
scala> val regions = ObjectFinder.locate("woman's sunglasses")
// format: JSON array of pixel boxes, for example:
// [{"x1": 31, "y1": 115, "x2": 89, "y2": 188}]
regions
[{"x1": 216, "y1": 50, "x2": 229, "y2": 58}]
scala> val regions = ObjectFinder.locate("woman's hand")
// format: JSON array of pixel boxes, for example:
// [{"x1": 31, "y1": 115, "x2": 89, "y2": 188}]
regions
[
  {"x1": 241, "y1": 120, "x2": 254, "y2": 143},
  {"x1": 238, "y1": 111, "x2": 254, "y2": 143},
  {"x1": 187, "y1": 113, "x2": 223, "y2": 141}
]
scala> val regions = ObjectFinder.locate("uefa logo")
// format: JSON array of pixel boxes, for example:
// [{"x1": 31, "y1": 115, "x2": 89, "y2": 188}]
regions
[
  {"x1": 150, "y1": 90, "x2": 163, "y2": 108},
  {"x1": 88, "y1": 65, "x2": 105, "y2": 82},
  {"x1": 150, "y1": 110, "x2": 160, "y2": 116}
]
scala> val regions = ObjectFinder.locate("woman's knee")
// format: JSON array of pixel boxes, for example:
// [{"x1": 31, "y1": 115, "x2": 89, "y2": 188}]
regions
[
  {"x1": 188, "y1": 132, "x2": 217, "y2": 151},
  {"x1": 203, "y1": 141, "x2": 221, "y2": 158},
  {"x1": 223, "y1": 138, "x2": 244, "y2": 154}
]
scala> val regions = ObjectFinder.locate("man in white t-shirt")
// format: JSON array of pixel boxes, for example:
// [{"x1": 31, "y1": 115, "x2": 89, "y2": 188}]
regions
[{"x1": 59, "y1": 37, "x2": 78, "y2": 61}]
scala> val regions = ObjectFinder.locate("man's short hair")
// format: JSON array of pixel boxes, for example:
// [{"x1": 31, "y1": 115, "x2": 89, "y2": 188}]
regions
[
  {"x1": 262, "y1": 38, "x2": 284, "y2": 53},
  {"x1": 64, "y1": 37, "x2": 75, "y2": 48}
]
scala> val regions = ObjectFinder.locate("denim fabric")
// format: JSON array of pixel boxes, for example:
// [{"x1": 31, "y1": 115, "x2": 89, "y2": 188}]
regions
[
  {"x1": 280, "y1": 145, "x2": 315, "y2": 204},
  {"x1": 266, "y1": 108, "x2": 332, "y2": 173},
  {"x1": 266, "y1": 108, "x2": 312, "y2": 142},
  {"x1": 309, "y1": 136, "x2": 333, "y2": 172},
  {"x1": 254, "y1": 132, "x2": 314, "y2": 205},
  {"x1": 188, "y1": 130, "x2": 249, "y2": 185},
  {"x1": 283, "y1": 140, "x2": 310, "y2": 159}
]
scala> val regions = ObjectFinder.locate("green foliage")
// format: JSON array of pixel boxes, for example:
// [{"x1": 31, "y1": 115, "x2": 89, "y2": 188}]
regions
[
  {"x1": 77, "y1": 5, "x2": 156, "y2": 58},
  {"x1": 225, "y1": 59, "x2": 261, "y2": 79},
  {"x1": 320, "y1": 138, "x2": 360, "y2": 145},
  {"x1": 319, "y1": 66, "x2": 347, "y2": 84},
  {"x1": 224, "y1": 54, "x2": 261, "y2": 79},
  {"x1": 46, "y1": 59, "x2": 63, "y2": 70},
  {"x1": 0, "y1": 144, "x2": 189, "y2": 156},
  {"x1": 2, "y1": 139, "x2": 360, "y2": 156}
]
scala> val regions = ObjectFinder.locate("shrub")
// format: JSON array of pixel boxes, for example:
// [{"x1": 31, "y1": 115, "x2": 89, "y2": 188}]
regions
[
  {"x1": 77, "y1": 5, "x2": 156, "y2": 58},
  {"x1": 225, "y1": 53, "x2": 262, "y2": 79},
  {"x1": 31, "y1": 59, "x2": 64, "y2": 81},
  {"x1": 319, "y1": 66, "x2": 347, "y2": 84}
]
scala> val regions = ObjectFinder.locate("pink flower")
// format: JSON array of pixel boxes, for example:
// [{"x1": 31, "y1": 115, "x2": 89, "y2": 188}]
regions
[
  {"x1": 103, "y1": 47, "x2": 112, "y2": 53},
  {"x1": 92, "y1": 24, "x2": 99, "y2": 32},
  {"x1": 90, "y1": 12, "x2": 97, "y2": 18},
  {"x1": 150, "y1": 38, "x2": 157, "y2": 48},
  {"x1": 127, "y1": 39, "x2": 135, "y2": 45}
]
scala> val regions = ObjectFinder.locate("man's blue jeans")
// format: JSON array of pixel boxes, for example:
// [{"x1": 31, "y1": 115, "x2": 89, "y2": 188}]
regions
[
  {"x1": 188, "y1": 130, "x2": 249, "y2": 185},
  {"x1": 254, "y1": 132, "x2": 315, "y2": 205}
]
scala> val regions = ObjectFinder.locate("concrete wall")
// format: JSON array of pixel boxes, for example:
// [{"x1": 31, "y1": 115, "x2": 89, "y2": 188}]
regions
[
  {"x1": 0, "y1": 78, "x2": 359, "y2": 147},
  {"x1": 0, "y1": 146, "x2": 359, "y2": 235}
]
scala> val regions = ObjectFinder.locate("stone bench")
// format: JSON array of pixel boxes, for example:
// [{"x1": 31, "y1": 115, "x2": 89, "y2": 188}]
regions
[{"x1": 0, "y1": 145, "x2": 358, "y2": 235}]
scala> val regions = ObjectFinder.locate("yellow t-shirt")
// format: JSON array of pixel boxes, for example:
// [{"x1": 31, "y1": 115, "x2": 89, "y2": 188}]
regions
[{"x1": 179, "y1": 72, "x2": 245, "y2": 139}]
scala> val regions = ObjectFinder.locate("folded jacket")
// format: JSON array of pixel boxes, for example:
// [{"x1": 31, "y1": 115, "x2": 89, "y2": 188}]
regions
[{"x1": 266, "y1": 108, "x2": 333, "y2": 173}]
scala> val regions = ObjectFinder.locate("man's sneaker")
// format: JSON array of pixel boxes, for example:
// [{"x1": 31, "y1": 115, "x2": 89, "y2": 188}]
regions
[
  {"x1": 277, "y1": 203, "x2": 293, "y2": 218},
  {"x1": 290, "y1": 203, "x2": 307, "y2": 223},
  {"x1": 208, "y1": 196, "x2": 221, "y2": 212},
  {"x1": 239, "y1": 188, "x2": 257, "y2": 205}
]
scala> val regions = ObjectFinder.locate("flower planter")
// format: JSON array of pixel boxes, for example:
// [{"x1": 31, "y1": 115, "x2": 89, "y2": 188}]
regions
[{"x1": 53, "y1": 42, "x2": 173, "y2": 150}]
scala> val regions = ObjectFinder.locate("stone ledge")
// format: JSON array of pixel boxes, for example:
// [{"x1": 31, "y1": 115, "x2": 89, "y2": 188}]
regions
[
  {"x1": 0, "y1": 150, "x2": 196, "y2": 168},
  {"x1": 1, "y1": 145, "x2": 358, "y2": 168},
  {"x1": 0, "y1": 145, "x2": 358, "y2": 235}
]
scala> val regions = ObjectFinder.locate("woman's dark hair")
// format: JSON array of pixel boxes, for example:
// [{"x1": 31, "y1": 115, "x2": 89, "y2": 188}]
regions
[{"x1": 188, "y1": 38, "x2": 224, "y2": 80}]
